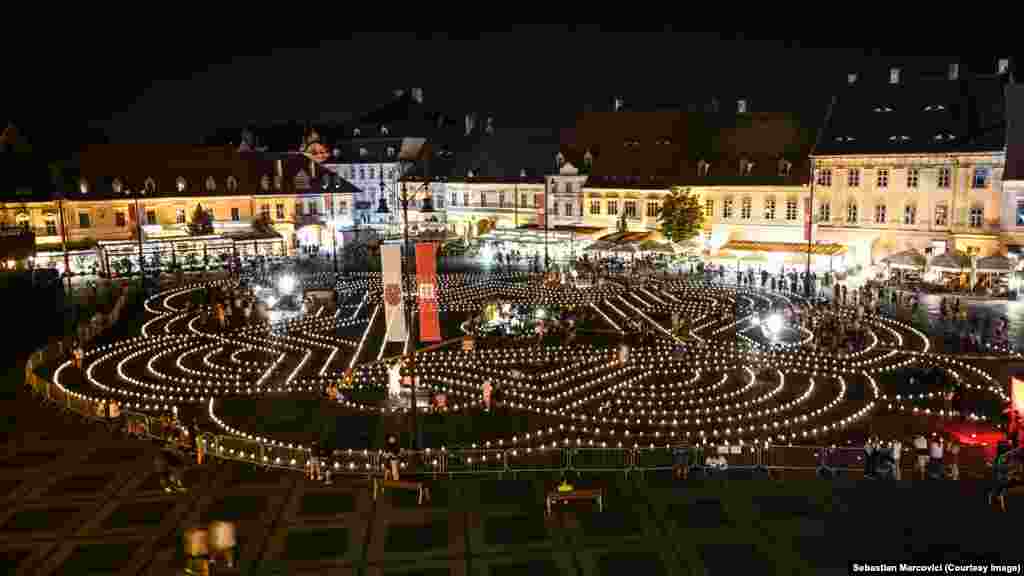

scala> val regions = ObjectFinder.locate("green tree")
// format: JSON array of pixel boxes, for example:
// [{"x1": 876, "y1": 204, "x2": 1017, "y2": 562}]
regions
[
  {"x1": 658, "y1": 187, "x2": 705, "y2": 243},
  {"x1": 187, "y1": 204, "x2": 214, "y2": 236}
]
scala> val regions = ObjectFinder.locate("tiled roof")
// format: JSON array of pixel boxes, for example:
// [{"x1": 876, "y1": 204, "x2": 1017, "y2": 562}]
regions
[
  {"x1": 442, "y1": 126, "x2": 561, "y2": 184},
  {"x1": 565, "y1": 110, "x2": 817, "y2": 188},
  {"x1": 55, "y1": 145, "x2": 350, "y2": 200},
  {"x1": 814, "y1": 75, "x2": 1008, "y2": 156},
  {"x1": 1005, "y1": 84, "x2": 1024, "y2": 180}
]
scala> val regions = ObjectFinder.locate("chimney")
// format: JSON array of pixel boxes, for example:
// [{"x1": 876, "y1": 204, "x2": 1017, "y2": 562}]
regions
[
  {"x1": 847, "y1": 73, "x2": 857, "y2": 85},
  {"x1": 948, "y1": 63, "x2": 959, "y2": 81},
  {"x1": 737, "y1": 99, "x2": 748, "y2": 114},
  {"x1": 998, "y1": 58, "x2": 1010, "y2": 75},
  {"x1": 411, "y1": 88, "x2": 424, "y2": 103},
  {"x1": 613, "y1": 97, "x2": 624, "y2": 112},
  {"x1": 889, "y1": 67, "x2": 900, "y2": 84}
]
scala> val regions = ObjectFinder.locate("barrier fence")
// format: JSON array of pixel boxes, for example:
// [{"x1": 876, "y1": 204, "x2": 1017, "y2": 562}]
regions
[{"x1": 23, "y1": 335, "x2": 1004, "y2": 482}]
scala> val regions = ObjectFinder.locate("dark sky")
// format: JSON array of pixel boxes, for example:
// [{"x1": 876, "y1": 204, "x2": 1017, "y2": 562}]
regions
[{"x1": 9, "y1": 27, "x2": 1016, "y2": 155}]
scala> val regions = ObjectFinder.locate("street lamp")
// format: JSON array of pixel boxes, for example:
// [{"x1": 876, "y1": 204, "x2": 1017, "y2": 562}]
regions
[
  {"x1": 377, "y1": 171, "x2": 435, "y2": 449},
  {"x1": 131, "y1": 186, "x2": 146, "y2": 291}
]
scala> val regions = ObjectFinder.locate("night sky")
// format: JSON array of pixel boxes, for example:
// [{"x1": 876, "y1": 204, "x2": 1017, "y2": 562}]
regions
[{"x1": 9, "y1": 28, "x2": 1017, "y2": 156}]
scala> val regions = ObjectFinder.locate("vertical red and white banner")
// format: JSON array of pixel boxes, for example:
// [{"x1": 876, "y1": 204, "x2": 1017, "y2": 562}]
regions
[
  {"x1": 535, "y1": 193, "x2": 545, "y2": 227},
  {"x1": 381, "y1": 244, "x2": 407, "y2": 342},
  {"x1": 416, "y1": 242, "x2": 442, "y2": 342},
  {"x1": 804, "y1": 198, "x2": 814, "y2": 242}
]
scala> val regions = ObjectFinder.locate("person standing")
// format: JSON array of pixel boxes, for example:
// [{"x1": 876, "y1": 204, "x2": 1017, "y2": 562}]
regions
[
  {"x1": 913, "y1": 434, "x2": 929, "y2": 480},
  {"x1": 949, "y1": 439, "x2": 960, "y2": 480},
  {"x1": 928, "y1": 436, "x2": 944, "y2": 479},
  {"x1": 892, "y1": 438, "x2": 902, "y2": 480}
]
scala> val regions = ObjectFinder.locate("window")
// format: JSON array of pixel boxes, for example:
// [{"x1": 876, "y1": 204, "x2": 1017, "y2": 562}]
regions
[
  {"x1": 521, "y1": 193, "x2": 529, "y2": 208},
  {"x1": 704, "y1": 199, "x2": 714, "y2": 218},
  {"x1": 903, "y1": 204, "x2": 916, "y2": 225},
  {"x1": 846, "y1": 201, "x2": 858, "y2": 224},
  {"x1": 295, "y1": 202, "x2": 304, "y2": 216},
  {"x1": 847, "y1": 168, "x2": 860, "y2": 187},
  {"x1": 552, "y1": 202, "x2": 559, "y2": 216},
  {"x1": 338, "y1": 201, "x2": 348, "y2": 215},
  {"x1": 310, "y1": 201, "x2": 319, "y2": 216},
  {"x1": 874, "y1": 204, "x2": 887, "y2": 224},
  {"x1": 565, "y1": 202, "x2": 573, "y2": 216},
  {"x1": 112, "y1": 178, "x2": 123, "y2": 194},
  {"x1": 1017, "y1": 200, "x2": 1024, "y2": 226},
  {"x1": 624, "y1": 200, "x2": 638, "y2": 219},
  {"x1": 816, "y1": 169, "x2": 832, "y2": 186},
  {"x1": 763, "y1": 198, "x2": 776, "y2": 220},
  {"x1": 451, "y1": 192, "x2": 458, "y2": 206},
  {"x1": 591, "y1": 200, "x2": 601, "y2": 215},
  {"x1": 741, "y1": 197, "x2": 752, "y2": 219},
  {"x1": 551, "y1": 182, "x2": 560, "y2": 194},
  {"x1": 565, "y1": 182, "x2": 574, "y2": 195},
  {"x1": 176, "y1": 208, "x2": 186, "y2": 224},
  {"x1": 907, "y1": 168, "x2": 919, "y2": 188},
  {"x1": 146, "y1": 210, "x2": 156, "y2": 225},
  {"x1": 115, "y1": 211, "x2": 126, "y2": 227},
  {"x1": 226, "y1": 176, "x2": 237, "y2": 193},
  {"x1": 818, "y1": 201, "x2": 830, "y2": 222},
  {"x1": 276, "y1": 203, "x2": 285, "y2": 220},
  {"x1": 176, "y1": 177, "x2": 186, "y2": 192},
  {"x1": 326, "y1": 197, "x2": 334, "y2": 214},
  {"x1": 463, "y1": 192, "x2": 470, "y2": 206},
  {"x1": 723, "y1": 198, "x2": 734, "y2": 219},
  {"x1": 359, "y1": 167, "x2": 365, "y2": 180},
  {"x1": 877, "y1": 169, "x2": 889, "y2": 188},
  {"x1": 973, "y1": 167, "x2": 989, "y2": 188},
  {"x1": 231, "y1": 207, "x2": 240, "y2": 221},
  {"x1": 646, "y1": 201, "x2": 660, "y2": 218},
  {"x1": 969, "y1": 206, "x2": 984, "y2": 228},
  {"x1": 260, "y1": 204, "x2": 270, "y2": 220},
  {"x1": 935, "y1": 204, "x2": 948, "y2": 226},
  {"x1": 785, "y1": 199, "x2": 798, "y2": 221},
  {"x1": 498, "y1": 192, "x2": 506, "y2": 208},
  {"x1": 205, "y1": 176, "x2": 216, "y2": 192},
  {"x1": 45, "y1": 219, "x2": 57, "y2": 235},
  {"x1": 78, "y1": 212, "x2": 91, "y2": 228},
  {"x1": 938, "y1": 167, "x2": 951, "y2": 188},
  {"x1": 608, "y1": 200, "x2": 618, "y2": 216}
]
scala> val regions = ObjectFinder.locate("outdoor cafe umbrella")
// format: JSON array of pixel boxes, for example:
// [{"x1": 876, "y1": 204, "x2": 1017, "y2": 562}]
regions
[
  {"x1": 611, "y1": 243, "x2": 640, "y2": 255},
  {"x1": 741, "y1": 252, "x2": 769, "y2": 264},
  {"x1": 584, "y1": 241, "x2": 613, "y2": 253},
  {"x1": 928, "y1": 251, "x2": 970, "y2": 273},
  {"x1": 639, "y1": 239, "x2": 675, "y2": 254},
  {"x1": 881, "y1": 249, "x2": 926, "y2": 270},
  {"x1": 976, "y1": 255, "x2": 1013, "y2": 273}
]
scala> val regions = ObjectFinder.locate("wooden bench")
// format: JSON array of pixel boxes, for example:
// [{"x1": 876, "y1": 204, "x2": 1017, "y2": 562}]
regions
[
  {"x1": 372, "y1": 477, "x2": 431, "y2": 505},
  {"x1": 545, "y1": 488, "x2": 604, "y2": 516}
]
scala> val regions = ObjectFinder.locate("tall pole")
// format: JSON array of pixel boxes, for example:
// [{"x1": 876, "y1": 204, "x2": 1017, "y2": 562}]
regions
[
  {"x1": 58, "y1": 197, "x2": 71, "y2": 293},
  {"x1": 804, "y1": 162, "x2": 815, "y2": 297},
  {"x1": 135, "y1": 193, "x2": 145, "y2": 291},
  {"x1": 402, "y1": 184, "x2": 418, "y2": 450},
  {"x1": 514, "y1": 181, "x2": 519, "y2": 229},
  {"x1": 544, "y1": 178, "x2": 549, "y2": 271}
]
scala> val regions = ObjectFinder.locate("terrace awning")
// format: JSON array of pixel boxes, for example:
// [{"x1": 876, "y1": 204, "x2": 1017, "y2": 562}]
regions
[
  {"x1": 881, "y1": 248, "x2": 926, "y2": 269},
  {"x1": 976, "y1": 255, "x2": 1014, "y2": 273},
  {"x1": 722, "y1": 240, "x2": 847, "y2": 257}
]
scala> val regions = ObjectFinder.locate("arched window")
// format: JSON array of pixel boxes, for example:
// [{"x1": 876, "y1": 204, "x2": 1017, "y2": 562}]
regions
[
  {"x1": 144, "y1": 177, "x2": 156, "y2": 194},
  {"x1": 847, "y1": 201, "x2": 858, "y2": 224},
  {"x1": 112, "y1": 178, "x2": 123, "y2": 194},
  {"x1": 260, "y1": 175, "x2": 271, "y2": 191},
  {"x1": 79, "y1": 179, "x2": 89, "y2": 194},
  {"x1": 204, "y1": 176, "x2": 217, "y2": 192},
  {"x1": 226, "y1": 176, "x2": 238, "y2": 192},
  {"x1": 176, "y1": 177, "x2": 187, "y2": 192}
]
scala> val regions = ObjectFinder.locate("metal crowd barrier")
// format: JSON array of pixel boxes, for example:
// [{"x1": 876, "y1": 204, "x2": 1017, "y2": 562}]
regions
[{"x1": 23, "y1": 344, "x2": 1003, "y2": 481}]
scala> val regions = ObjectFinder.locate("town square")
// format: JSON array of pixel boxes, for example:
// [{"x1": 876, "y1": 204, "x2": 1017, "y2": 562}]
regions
[{"x1": 3, "y1": 32, "x2": 1024, "y2": 575}]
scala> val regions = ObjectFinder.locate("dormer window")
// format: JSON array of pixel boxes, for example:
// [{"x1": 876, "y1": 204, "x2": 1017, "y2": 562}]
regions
[
  {"x1": 739, "y1": 158, "x2": 755, "y2": 176},
  {"x1": 834, "y1": 136, "x2": 856, "y2": 143},
  {"x1": 359, "y1": 147, "x2": 368, "y2": 157},
  {"x1": 204, "y1": 176, "x2": 217, "y2": 192},
  {"x1": 112, "y1": 178, "x2": 123, "y2": 194},
  {"x1": 873, "y1": 106, "x2": 894, "y2": 113},
  {"x1": 260, "y1": 175, "x2": 271, "y2": 191},
  {"x1": 332, "y1": 148, "x2": 341, "y2": 158},
  {"x1": 226, "y1": 176, "x2": 238, "y2": 192},
  {"x1": 697, "y1": 159, "x2": 710, "y2": 177},
  {"x1": 520, "y1": 169, "x2": 527, "y2": 178},
  {"x1": 79, "y1": 180, "x2": 89, "y2": 194},
  {"x1": 923, "y1": 104, "x2": 947, "y2": 112},
  {"x1": 623, "y1": 140, "x2": 640, "y2": 148},
  {"x1": 656, "y1": 138, "x2": 672, "y2": 145},
  {"x1": 778, "y1": 158, "x2": 793, "y2": 177},
  {"x1": 176, "y1": 177, "x2": 186, "y2": 192},
  {"x1": 934, "y1": 133, "x2": 956, "y2": 142},
  {"x1": 144, "y1": 177, "x2": 156, "y2": 194},
  {"x1": 386, "y1": 146, "x2": 396, "y2": 158},
  {"x1": 380, "y1": 125, "x2": 389, "y2": 135},
  {"x1": 353, "y1": 128, "x2": 361, "y2": 136},
  {"x1": 467, "y1": 170, "x2": 475, "y2": 178},
  {"x1": 888, "y1": 135, "x2": 911, "y2": 142}
]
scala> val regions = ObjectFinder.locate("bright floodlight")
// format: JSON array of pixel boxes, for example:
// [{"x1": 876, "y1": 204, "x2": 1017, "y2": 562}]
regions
[
  {"x1": 750, "y1": 315, "x2": 761, "y2": 326},
  {"x1": 278, "y1": 275, "x2": 296, "y2": 295},
  {"x1": 765, "y1": 314, "x2": 783, "y2": 335},
  {"x1": 264, "y1": 295, "x2": 278, "y2": 309}
]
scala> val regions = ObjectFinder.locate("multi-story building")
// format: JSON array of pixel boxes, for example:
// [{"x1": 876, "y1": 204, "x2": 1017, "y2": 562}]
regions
[
  {"x1": 561, "y1": 106, "x2": 818, "y2": 255},
  {"x1": 0, "y1": 143, "x2": 359, "y2": 273},
  {"x1": 811, "y1": 61, "x2": 1011, "y2": 268}
]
